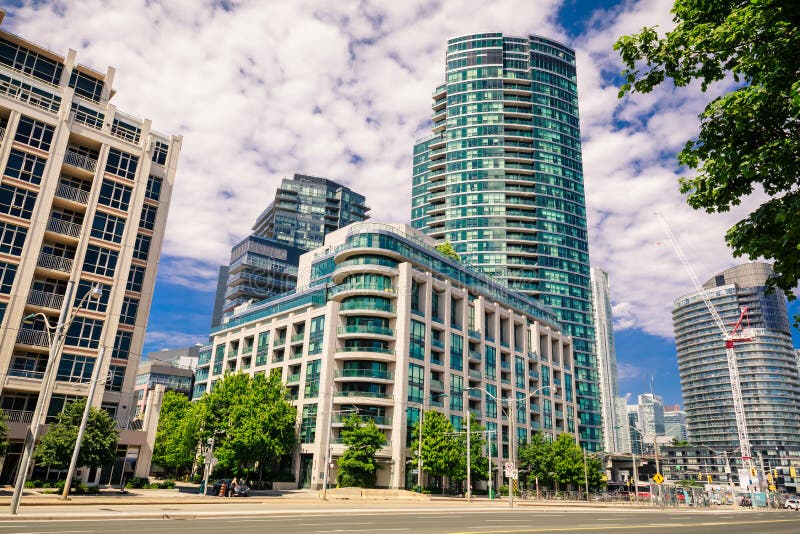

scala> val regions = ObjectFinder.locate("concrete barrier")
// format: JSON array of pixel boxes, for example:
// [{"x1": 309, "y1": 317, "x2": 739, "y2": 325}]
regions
[{"x1": 323, "y1": 488, "x2": 430, "y2": 501}]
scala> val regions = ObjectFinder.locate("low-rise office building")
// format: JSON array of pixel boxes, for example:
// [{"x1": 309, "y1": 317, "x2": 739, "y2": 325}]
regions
[{"x1": 198, "y1": 222, "x2": 578, "y2": 489}]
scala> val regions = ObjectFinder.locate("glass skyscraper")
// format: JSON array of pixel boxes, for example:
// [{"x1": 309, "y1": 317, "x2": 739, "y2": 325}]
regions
[
  {"x1": 212, "y1": 174, "x2": 369, "y2": 325},
  {"x1": 411, "y1": 33, "x2": 599, "y2": 449},
  {"x1": 673, "y1": 262, "x2": 800, "y2": 452}
]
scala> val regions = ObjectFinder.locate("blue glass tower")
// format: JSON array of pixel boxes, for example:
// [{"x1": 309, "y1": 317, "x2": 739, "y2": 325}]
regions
[{"x1": 412, "y1": 33, "x2": 600, "y2": 450}]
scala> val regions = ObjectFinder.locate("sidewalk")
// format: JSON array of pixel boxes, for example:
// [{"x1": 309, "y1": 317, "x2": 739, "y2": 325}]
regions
[{"x1": 0, "y1": 487, "x2": 767, "y2": 522}]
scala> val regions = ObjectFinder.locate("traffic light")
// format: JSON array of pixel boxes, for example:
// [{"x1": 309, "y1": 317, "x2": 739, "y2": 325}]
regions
[
  {"x1": 790, "y1": 466, "x2": 797, "y2": 478},
  {"x1": 707, "y1": 475, "x2": 712, "y2": 484},
  {"x1": 773, "y1": 469, "x2": 778, "y2": 478},
  {"x1": 750, "y1": 467, "x2": 757, "y2": 477},
  {"x1": 697, "y1": 472, "x2": 703, "y2": 481}
]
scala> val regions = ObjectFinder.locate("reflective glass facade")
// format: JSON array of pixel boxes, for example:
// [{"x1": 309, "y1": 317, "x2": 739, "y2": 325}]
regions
[
  {"x1": 673, "y1": 262, "x2": 800, "y2": 452},
  {"x1": 412, "y1": 33, "x2": 599, "y2": 449}
]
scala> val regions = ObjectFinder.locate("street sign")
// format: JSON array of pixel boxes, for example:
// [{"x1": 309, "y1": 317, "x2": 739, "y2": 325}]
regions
[
  {"x1": 504, "y1": 462, "x2": 515, "y2": 478},
  {"x1": 653, "y1": 473, "x2": 664, "y2": 485}
]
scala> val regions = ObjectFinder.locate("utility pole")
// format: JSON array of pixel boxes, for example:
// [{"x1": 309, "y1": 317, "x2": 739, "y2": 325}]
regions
[
  {"x1": 583, "y1": 448, "x2": 590, "y2": 500},
  {"x1": 758, "y1": 451, "x2": 769, "y2": 509},
  {"x1": 465, "y1": 388, "x2": 471, "y2": 502},
  {"x1": 417, "y1": 406, "x2": 424, "y2": 491},
  {"x1": 508, "y1": 399, "x2": 515, "y2": 509}
]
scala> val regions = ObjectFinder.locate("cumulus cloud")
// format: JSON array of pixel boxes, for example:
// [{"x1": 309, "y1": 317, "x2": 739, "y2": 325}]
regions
[{"x1": 3, "y1": 0, "x2": 769, "y2": 342}]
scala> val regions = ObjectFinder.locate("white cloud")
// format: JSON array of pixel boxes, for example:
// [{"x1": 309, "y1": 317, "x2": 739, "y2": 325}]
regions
[{"x1": 2, "y1": 0, "x2": 768, "y2": 342}]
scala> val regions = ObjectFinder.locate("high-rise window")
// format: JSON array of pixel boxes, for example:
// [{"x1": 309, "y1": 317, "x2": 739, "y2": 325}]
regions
[
  {"x1": 98, "y1": 180, "x2": 132, "y2": 211},
  {"x1": 0, "y1": 261, "x2": 17, "y2": 294},
  {"x1": 112, "y1": 331, "x2": 132, "y2": 360},
  {"x1": 139, "y1": 204, "x2": 157, "y2": 231},
  {"x1": 14, "y1": 116, "x2": 54, "y2": 151},
  {"x1": 145, "y1": 175, "x2": 162, "y2": 201},
  {"x1": 82, "y1": 245, "x2": 118, "y2": 277},
  {"x1": 119, "y1": 297, "x2": 139, "y2": 326},
  {"x1": 105, "y1": 148, "x2": 138, "y2": 180},
  {"x1": 91, "y1": 212, "x2": 126, "y2": 243},
  {"x1": 0, "y1": 221, "x2": 27, "y2": 256},
  {"x1": 4, "y1": 149, "x2": 46, "y2": 184},
  {"x1": 0, "y1": 184, "x2": 37, "y2": 219},
  {"x1": 65, "y1": 317, "x2": 104, "y2": 348},
  {"x1": 126, "y1": 265, "x2": 145, "y2": 293}
]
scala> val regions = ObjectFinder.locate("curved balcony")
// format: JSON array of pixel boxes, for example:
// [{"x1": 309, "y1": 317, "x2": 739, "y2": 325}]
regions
[
  {"x1": 337, "y1": 325, "x2": 395, "y2": 340},
  {"x1": 334, "y1": 369, "x2": 393, "y2": 382},
  {"x1": 328, "y1": 282, "x2": 396, "y2": 301},
  {"x1": 334, "y1": 346, "x2": 394, "y2": 363},
  {"x1": 333, "y1": 390, "x2": 394, "y2": 406},
  {"x1": 331, "y1": 258, "x2": 399, "y2": 284},
  {"x1": 331, "y1": 414, "x2": 392, "y2": 427},
  {"x1": 338, "y1": 298, "x2": 395, "y2": 318}
]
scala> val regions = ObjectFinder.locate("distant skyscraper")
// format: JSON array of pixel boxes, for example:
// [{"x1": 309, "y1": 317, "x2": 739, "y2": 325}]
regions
[
  {"x1": 637, "y1": 393, "x2": 665, "y2": 446},
  {"x1": 591, "y1": 267, "x2": 625, "y2": 453},
  {"x1": 0, "y1": 15, "x2": 180, "y2": 479},
  {"x1": 212, "y1": 174, "x2": 369, "y2": 326},
  {"x1": 663, "y1": 405, "x2": 688, "y2": 442},
  {"x1": 673, "y1": 262, "x2": 800, "y2": 452},
  {"x1": 614, "y1": 397, "x2": 632, "y2": 453},
  {"x1": 627, "y1": 406, "x2": 642, "y2": 454},
  {"x1": 411, "y1": 33, "x2": 600, "y2": 450},
  {"x1": 253, "y1": 173, "x2": 369, "y2": 250}
]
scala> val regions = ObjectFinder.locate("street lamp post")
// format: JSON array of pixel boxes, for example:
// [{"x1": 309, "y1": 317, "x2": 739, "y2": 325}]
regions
[
  {"x1": 465, "y1": 387, "x2": 471, "y2": 502},
  {"x1": 61, "y1": 347, "x2": 107, "y2": 499},
  {"x1": 469, "y1": 384, "x2": 556, "y2": 509},
  {"x1": 10, "y1": 282, "x2": 102, "y2": 515}
]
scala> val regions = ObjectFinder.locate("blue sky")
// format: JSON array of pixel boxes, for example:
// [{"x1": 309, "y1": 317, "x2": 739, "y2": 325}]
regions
[{"x1": 5, "y1": 1, "x2": 798, "y2": 407}]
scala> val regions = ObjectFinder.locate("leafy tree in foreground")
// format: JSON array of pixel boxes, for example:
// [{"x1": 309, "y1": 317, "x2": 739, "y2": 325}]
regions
[
  {"x1": 435, "y1": 241, "x2": 461, "y2": 262},
  {"x1": 518, "y1": 431, "x2": 555, "y2": 489},
  {"x1": 413, "y1": 410, "x2": 461, "y2": 488},
  {"x1": 196, "y1": 372, "x2": 297, "y2": 476},
  {"x1": 33, "y1": 399, "x2": 118, "y2": 470},
  {"x1": 153, "y1": 391, "x2": 201, "y2": 476},
  {"x1": 615, "y1": 0, "x2": 800, "y2": 316},
  {"x1": 337, "y1": 415, "x2": 386, "y2": 487}
]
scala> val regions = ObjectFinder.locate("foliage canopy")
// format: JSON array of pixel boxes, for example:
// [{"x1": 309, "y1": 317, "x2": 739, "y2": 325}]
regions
[
  {"x1": 33, "y1": 399, "x2": 118, "y2": 470},
  {"x1": 336, "y1": 415, "x2": 387, "y2": 488},
  {"x1": 615, "y1": 0, "x2": 800, "y2": 311}
]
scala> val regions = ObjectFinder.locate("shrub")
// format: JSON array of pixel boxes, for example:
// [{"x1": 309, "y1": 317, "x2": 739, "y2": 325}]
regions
[
  {"x1": 24, "y1": 481, "x2": 35, "y2": 488},
  {"x1": 158, "y1": 480, "x2": 176, "y2": 489},
  {"x1": 125, "y1": 476, "x2": 150, "y2": 489}
]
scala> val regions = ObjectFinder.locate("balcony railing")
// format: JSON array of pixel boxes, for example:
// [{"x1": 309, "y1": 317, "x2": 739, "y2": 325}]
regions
[
  {"x1": 331, "y1": 414, "x2": 391, "y2": 426},
  {"x1": 26, "y1": 289, "x2": 65, "y2": 310},
  {"x1": 338, "y1": 325, "x2": 394, "y2": 337},
  {"x1": 36, "y1": 253, "x2": 74, "y2": 273},
  {"x1": 3, "y1": 410, "x2": 33, "y2": 423},
  {"x1": 334, "y1": 369, "x2": 393, "y2": 380},
  {"x1": 286, "y1": 373, "x2": 301, "y2": 383},
  {"x1": 16, "y1": 328, "x2": 50, "y2": 347},
  {"x1": 46, "y1": 217, "x2": 82, "y2": 238},
  {"x1": 63, "y1": 150, "x2": 97, "y2": 173},
  {"x1": 335, "y1": 391, "x2": 392, "y2": 400},
  {"x1": 336, "y1": 346, "x2": 394, "y2": 355},
  {"x1": 55, "y1": 182, "x2": 90, "y2": 204}
]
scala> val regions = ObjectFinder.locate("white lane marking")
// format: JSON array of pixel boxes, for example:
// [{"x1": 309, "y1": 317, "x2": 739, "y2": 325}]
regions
[{"x1": 314, "y1": 530, "x2": 408, "y2": 533}]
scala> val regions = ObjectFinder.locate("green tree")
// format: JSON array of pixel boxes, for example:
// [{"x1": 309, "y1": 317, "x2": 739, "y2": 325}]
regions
[
  {"x1": 153, "y1": 391, "x2": 201, "y2": 476},
  {"x1": 413, "y1": 410, "x2": 461, "y2": 488},
  {"x1": 670, "y1": 437, "x2": 690, "y2": 447},
  {"x1": 614, "y1": 1, "x2": 800, "y2": 313},
  {"x1": 435, "y1": 241, "x2": 461, "y2": 262},
  {"x1": 550, "y1": 433, "x2": 586, "y2": 488},
  {"x1": 336, "y1": 415, "x2": 387, "y2": 487},
  {"x1": 518, "y1": 432, "x2": 555, "y2": 489},
  {"x1": 196, "y1": 372, "x2": 297, "y2": 475},
  {"x1": 0, "y1": 410, "x2": 9, "y2": 458},
  {"x1": 33, "y1": 399, "x2": 118, "y2": 470}
]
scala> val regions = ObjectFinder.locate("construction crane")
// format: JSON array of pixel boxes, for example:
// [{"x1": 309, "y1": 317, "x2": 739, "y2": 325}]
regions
[{"x1": 656, "y1": 212, "x2": 754, "y2": 470}]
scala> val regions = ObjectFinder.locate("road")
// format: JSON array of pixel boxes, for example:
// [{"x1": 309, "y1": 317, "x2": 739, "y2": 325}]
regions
[{"x1": 0, "y1": 509, "x2": 798, "y2": 533}]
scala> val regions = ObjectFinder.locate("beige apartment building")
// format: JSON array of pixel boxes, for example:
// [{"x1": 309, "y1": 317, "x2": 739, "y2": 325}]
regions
[
  {"x1": 202, "y1": 223, "x2": 577, "y2": 490},
  {"x1": 0, "y1": 12, "x2": 180, "y2": 483}
]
